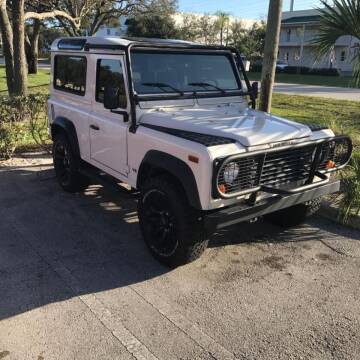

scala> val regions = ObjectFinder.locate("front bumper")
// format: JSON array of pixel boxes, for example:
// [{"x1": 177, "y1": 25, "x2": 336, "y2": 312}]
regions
[{"x1": 204, "y1": 178, "x2": 340, "y2": 232}]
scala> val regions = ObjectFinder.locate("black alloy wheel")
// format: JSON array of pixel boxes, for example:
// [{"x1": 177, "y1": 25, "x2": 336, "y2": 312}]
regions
[
  {"x1": 141, "y1": 188, "x2": 178, "y2": 257},
  {"x1": 54, "y1": 140, "x2": 72, "y2": 187}
]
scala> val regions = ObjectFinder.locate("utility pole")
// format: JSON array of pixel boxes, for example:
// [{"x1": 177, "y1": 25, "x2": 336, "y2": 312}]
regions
[
  {"x1": 290, "y1": 0, "x2": 294, "y2": 11},
  {"x1": 259, "y1": 0, "x2": 283, "y2": 113}
]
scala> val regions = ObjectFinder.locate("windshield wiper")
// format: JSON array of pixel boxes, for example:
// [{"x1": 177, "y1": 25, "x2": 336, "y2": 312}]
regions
[
  {"x1": 188, "y1": 82, "x2": 226, "y2": 94},
  {"x1": 142, "y1": 82, "x2": 184, "y2": 96}
]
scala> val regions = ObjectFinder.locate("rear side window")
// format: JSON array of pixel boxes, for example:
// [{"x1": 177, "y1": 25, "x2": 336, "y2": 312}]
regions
[
  {"x1": 96, "y1": 59, "x2": 127, "y2": 108},
  {"x1": 54, "y1": 55, "x2": 86, "y2": 96}
]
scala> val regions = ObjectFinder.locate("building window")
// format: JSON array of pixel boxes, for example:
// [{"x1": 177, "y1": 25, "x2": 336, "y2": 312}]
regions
[
  {"x1": 285, "y1": 52, "x2": 289, "y2": 61},
  {"x1": 286, "y1": 29, "x2": 291, "y2": 42},
  {"x1": 340, "y1": 50, "x2": 346, "y2": 62},
  {"x1": 294, "y1": 50, "x2": 300, "y2": 61},
  {"x1": 54, "y1": 55, "x2": 86, "y2": 96},
  {"x1": 96, "y1": 59, "x2": 127, "y2": 108}
]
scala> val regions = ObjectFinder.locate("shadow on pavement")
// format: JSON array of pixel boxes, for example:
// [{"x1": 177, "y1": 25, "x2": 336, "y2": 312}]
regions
[{"x1": 0, "y1": 165, "x2": 358, "y2": 321}]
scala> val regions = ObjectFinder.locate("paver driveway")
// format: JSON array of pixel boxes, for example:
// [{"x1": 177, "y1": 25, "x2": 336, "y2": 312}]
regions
[{"x1": 0, "y1": 157, "x2": 360, "y2": 360}]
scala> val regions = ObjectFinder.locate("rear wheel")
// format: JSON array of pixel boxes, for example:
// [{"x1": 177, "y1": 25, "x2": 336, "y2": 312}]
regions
[
  {"x1": 53, "y1": 133, "x2": 89, "y2": 192},
  {"x1": 265, "y1": 198, "x2": 322, "y2": 228},
  {"x1": 138, "y1": 176, "x2": 208, "y2": 267}
]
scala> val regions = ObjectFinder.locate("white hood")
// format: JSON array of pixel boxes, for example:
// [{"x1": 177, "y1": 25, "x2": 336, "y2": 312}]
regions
[{"x1": 139, "y1": 106, "x2": 312, "y2": 147}]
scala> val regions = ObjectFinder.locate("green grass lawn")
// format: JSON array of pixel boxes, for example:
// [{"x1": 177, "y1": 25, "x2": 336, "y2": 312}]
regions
[
  {"x1": 248, "y1": 72, "x2": 355, "y2": 88},
  {"x1": 0, "y1": 65, "x2": 50, "y2": 95},
  {"x1": 271, "y1": 93, "x2": 360, "y2": 151}
]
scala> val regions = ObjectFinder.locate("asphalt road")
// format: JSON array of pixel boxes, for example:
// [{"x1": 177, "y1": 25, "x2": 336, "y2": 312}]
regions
[
  {"x1": 274, "y1": 83, "x2": 360, "y2": 102},
  {"x1": 1, "y1": 156, "x2": 360, "y2": 360}
]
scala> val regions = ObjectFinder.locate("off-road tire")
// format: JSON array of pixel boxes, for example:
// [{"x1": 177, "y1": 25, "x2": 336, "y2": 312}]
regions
[
  {"x1": 265, "y1": 198, "x2": 322, "y2": 228},
  {"x1": 53, "y1": 133, "x2": 89, "y2": 193},
  {"x1": 138, "y1": 176, "x2": 208, "y2": 267}
]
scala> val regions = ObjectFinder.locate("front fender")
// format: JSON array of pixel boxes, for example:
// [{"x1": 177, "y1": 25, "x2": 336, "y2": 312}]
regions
[{"x1": 137, "y1": 150, "x2": 201, "y2": 209}]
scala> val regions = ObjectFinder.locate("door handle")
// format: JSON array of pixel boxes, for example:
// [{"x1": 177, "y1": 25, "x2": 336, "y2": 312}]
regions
[{"x1": 90, "y1": 124, "x2": 100, "y2": 131}]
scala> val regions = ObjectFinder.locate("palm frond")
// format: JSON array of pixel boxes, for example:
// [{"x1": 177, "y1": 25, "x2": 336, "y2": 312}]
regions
[{"x1": 312, "y1": 0, "x2": 360, "y2": 87}]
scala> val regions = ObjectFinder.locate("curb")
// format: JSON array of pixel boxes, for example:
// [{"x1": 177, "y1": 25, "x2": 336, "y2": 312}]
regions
[{"x1": 319, "y1": 201, "x2": 360, "y2": 231}]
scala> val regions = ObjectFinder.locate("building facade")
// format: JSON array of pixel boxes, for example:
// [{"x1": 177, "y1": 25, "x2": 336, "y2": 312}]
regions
[
  {"x1": 95, "y1": 16, "x2": 129, "y2": 37},
  {"x1": 279, "y1": 9, "x2": 359, "y2": 73}
]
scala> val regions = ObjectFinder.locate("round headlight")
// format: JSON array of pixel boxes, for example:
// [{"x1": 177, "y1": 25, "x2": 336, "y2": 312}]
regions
[{"x1": 223, "y1": 162, "x2": 240, "y2": 185}]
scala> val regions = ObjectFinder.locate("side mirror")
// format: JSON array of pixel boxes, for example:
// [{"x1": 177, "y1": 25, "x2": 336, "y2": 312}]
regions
[
  {"x1": 104, "y1": 85, "x2": 120, "y2": 110},
  {"x1": 251, "y1": 81, "x2": 259, "y2": 99}
]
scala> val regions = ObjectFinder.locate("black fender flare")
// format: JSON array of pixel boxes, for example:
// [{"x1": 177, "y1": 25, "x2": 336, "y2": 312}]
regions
[
  {"x1": 51, "y1": 116, "x2": 80, "y2": 158},
  {"x1": 137, "y1": 150, "x2": 202, "y2": 209}
]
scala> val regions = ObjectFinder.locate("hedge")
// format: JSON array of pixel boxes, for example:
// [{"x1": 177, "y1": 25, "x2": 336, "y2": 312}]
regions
[{"x1": 250, "y1": 64, "x2": 341, "y2": 76}]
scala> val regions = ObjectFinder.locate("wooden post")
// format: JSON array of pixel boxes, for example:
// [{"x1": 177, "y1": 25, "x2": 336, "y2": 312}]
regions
[{"x1": 259, "y1": 0, "x2": 283, "y2": 113}]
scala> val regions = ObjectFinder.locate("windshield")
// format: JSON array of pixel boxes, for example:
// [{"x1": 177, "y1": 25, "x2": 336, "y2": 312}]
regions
[{"x1": 131, "y1": 51, "x2": 242, "y2": 95}]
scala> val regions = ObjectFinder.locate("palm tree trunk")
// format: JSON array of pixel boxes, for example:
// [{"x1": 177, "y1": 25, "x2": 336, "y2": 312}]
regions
[
  {"x1": 0, "y1": 0, "x2": 15, "y2": 95},
  {"x1": 12, "y1": 0, "x2": 28, "y2": 96}
]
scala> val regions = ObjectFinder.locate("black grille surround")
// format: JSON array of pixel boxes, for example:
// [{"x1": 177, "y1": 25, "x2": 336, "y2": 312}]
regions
[{"x1": 214, "y1": 136, "x2": 352, "y2": 198}]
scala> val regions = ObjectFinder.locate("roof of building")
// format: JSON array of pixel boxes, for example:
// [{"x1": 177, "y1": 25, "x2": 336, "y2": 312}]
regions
[
  {"x1": 281, "y1": 15, "x2": 322, "y2": 24},
  {"x1": 51, "y1": 36, "x2": 201, "y2": 52}
]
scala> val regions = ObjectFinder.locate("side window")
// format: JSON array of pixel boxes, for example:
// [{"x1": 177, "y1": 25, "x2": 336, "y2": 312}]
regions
[
  {"x1": 54, "y1": 55, "x2": 86, "y2": 95},
  {"x1": 96, "y1": 59, "x2": 127, "y2": 109},
  {"x1": 340, "y1": 50, "x2": 346, "y2": 62}
]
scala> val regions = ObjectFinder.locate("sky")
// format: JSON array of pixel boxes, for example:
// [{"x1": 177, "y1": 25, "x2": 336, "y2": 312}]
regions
[{"x1": 178, "y1": 0, "x2": 324, "y2": 19}]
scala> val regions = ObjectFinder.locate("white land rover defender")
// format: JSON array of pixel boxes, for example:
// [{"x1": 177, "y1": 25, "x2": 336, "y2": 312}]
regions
[{"x1": 49, "y1": 37, "x2": 352, "y2": 267}]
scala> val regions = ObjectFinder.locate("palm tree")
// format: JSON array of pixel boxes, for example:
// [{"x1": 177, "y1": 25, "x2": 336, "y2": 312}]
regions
[
  {"x1": 312, "y1": 0, "x2": 360, "y2": 87},
  {"x1": 214, "y1": 11, "x2": 230, "y2": 46}
]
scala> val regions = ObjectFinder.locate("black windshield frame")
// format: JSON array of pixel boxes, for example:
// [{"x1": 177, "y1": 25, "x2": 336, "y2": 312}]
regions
[{"x1": 130, "y1": 48, "x2": 244, "y2": 100}]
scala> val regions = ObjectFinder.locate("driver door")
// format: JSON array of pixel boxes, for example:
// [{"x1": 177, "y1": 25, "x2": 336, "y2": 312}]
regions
[{"x1": 89, "y1": 54, "x2": 129, "y2": 177}]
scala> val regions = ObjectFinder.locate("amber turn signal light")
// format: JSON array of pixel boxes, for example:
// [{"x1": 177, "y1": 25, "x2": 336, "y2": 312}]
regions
[
  {"x1": 218, "y1": 184, "x2": 226, "y2": 194},
  {"x1": 188, "y1": 155, "x2": 199, "y2": 163},
  {"x1": 326, "y1": 160, "x2": 336, "y2": 169}
]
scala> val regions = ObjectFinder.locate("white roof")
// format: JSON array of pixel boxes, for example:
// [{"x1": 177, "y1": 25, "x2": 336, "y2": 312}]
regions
[{"x1": 51, "y1": 36, "x2": 198, "y2": 52}]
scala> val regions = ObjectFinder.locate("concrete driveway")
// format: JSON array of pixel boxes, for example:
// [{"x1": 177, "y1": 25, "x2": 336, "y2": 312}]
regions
[
  {"x1": 274, "y1": 83, "x2": 360, "y2": 102},
  {"x1": 1, "y1": 156, "x2": 360, "y2": 360}
]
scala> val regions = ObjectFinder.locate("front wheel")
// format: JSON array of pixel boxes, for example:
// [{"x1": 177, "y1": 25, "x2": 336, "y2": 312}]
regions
[
  {"x1": 138, "y1": 176, "x2": 208, "y2": 267},
  {"x1": 265, "y1": 198, "x2": 322, "y2": 228}
]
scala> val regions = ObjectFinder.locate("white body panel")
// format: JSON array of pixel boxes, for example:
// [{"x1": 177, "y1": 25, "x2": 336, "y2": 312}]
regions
[
  {"x1": 138, "y1": 105, "x2": 312, "y2": 148},
  {"x1": 88, "y1": 54, "x2": 129, "y2": 176}
]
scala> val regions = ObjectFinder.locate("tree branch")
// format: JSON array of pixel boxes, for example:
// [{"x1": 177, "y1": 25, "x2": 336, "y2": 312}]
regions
[{"x1": 24, "y1": 9, "x2": 80, "y2": 28}]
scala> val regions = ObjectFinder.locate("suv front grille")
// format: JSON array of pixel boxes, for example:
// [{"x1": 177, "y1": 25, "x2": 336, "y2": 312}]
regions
[
  {"x1": 215, "y1": 136, "x2": 352, "y2": 198},
  {"x1": 260, "y1": 145, "x2": 315, "y2": 187}
]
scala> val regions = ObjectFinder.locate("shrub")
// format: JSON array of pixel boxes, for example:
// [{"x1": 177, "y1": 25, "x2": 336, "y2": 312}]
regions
[
  {"x1": 0, "y1": 122, "x2": 25, "y2": 159},
  {"x1": 283, "y1": 66, "x2": 341, "y2": 76},
  {"x1": 250, "y1": 63, "x2": 262, "y2": 72},
  {"x1": 339, "y1": 152, "x2": 360, "y2": 223},
  {"x1": 26, "y1": 95, "x2": 51, "y2": 152},
  {"x1": 0, "y1": 94, "x2": 49, "y2": 159}
]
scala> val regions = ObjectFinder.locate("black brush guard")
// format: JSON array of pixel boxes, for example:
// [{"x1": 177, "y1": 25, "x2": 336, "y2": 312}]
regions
[{"x1": 205, "y1": 135, "x2": 352, "y2": 232}]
